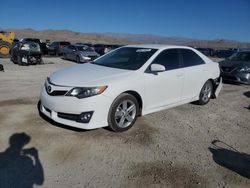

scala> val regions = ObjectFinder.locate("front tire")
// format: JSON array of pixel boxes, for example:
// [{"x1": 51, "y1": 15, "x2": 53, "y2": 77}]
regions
[
  {"x1": 63, "y1": 53, "x2": 67, "y2": 60},
  {"x1": 17, "y1": 56, "x2": 23, "y2": 66},
  {"x1": 108, "y1": 93, "x2": 139, "y2": 132},
  {"x1": 76, "y1": 56, "x2": 80, "y2": 63},
  {"x1": 197, "y1": 80, "x2": 213, "y2": 105}
]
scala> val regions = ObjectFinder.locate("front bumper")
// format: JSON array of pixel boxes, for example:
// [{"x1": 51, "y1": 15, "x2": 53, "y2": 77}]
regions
[
  {"x1": 40, "y1": 86, "x2": 112, "y2": 129},
  {"x1": 19, "y1": 51, "x2": 42, "y2": 64},
  {"x1": 221, "y1": 72, "x2": 250, "y2": 85}
]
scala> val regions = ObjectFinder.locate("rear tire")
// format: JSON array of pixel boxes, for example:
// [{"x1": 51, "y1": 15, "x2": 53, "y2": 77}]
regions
[
  {"x1": 197, "y1": 80, "x2": 213, "y2": 105},
  {"x1": 108, "y1": 93, "x2": 139, "y2": 132},
  {"x1": 38, "y1": 58, "x2": 44, "y2": 64},
  {"x1": 63, "y1": 53, "x2": 67, "y2": 60},
  {"x1": 12, "y1": 55, "x2": 18, "y2": 64}
]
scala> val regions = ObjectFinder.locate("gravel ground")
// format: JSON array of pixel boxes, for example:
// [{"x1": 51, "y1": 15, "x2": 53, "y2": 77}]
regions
[{"x1": 0, "y1": 57, "x2": 249, "y2": 188}]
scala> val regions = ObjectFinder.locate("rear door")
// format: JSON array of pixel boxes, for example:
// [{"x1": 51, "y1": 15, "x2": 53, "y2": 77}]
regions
[
  {"x1": 180, "y1": 49, "x2": 208, "y2": 100},
  {"x1": 144, "y1": 49, "x2": 184, "y2": 110}
]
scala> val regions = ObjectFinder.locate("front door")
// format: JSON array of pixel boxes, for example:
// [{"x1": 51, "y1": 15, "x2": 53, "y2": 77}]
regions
[{"x1": 144, "y1": 49, "x2": 184, "y2": 111}]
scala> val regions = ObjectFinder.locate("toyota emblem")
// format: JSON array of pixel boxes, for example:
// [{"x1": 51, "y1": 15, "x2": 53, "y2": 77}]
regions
[{"x1": 47, "y1": 86, "x2": 52, "y2": 93}]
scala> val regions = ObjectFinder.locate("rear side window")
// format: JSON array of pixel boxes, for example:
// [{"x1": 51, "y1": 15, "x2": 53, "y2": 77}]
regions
[
  {"x1": 152, "y1": 49, "x2": 180, "y2": 70},
  {"x1": 181, "y1": 49, "x2": 205, "y2": 67}
]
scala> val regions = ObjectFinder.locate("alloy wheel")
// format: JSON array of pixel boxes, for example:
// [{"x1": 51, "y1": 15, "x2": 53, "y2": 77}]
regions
[
  {"x1": 201, "y1": 83, "x2": 212, "y2": 103},
  {"x1": 115, "y1": 100, "x2": 136, "y2": 128}
]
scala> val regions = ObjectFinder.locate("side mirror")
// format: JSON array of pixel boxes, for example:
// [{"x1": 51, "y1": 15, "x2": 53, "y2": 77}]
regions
[{"x1": 150, "y1": 64, "x2": 166, "y2": 72}]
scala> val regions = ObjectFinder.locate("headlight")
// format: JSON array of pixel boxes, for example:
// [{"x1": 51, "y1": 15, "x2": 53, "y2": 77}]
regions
[
  {"x1": 238, "y1": 66, "x2": 250, "y2": 73},
  {"x1": 66, "y1": 86, "x2": 107, "y2": 99}
]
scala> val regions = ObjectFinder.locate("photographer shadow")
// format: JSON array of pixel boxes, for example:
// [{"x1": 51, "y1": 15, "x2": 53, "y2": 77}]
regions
[{"x1": 0, "y1": 133, "x2": 44, "y2": 188}]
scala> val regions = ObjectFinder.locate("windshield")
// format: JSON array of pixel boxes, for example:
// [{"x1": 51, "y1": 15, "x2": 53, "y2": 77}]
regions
[
  {"x1": 77, "y1": 46, "x2": 94, "y2": 52},
  {"x1": 24, "y1": 38, "x2": 40, "y2": 43},
  {"x1": 92, "y1": 47, "x2": 157, "y2": 70},
  {"x1": 228, "y1": 52, "x2": 250, "y2": 61},
  {"x1": 21, "y1": 42, "x2": 40, "y2": 52}
]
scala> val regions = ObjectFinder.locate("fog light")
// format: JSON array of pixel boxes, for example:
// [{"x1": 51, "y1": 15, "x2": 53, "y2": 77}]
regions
[{"x1": 77, "y1": 111, "x2": 93, "y2": 123}]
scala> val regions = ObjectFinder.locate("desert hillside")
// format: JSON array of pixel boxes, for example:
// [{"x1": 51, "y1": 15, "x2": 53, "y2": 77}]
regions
[{"x1": 2, "y1": 28, "x2": 250, "y2": 49}]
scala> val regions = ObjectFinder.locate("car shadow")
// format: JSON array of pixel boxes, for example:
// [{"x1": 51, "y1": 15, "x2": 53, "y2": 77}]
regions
[
  {"x1": 222, "y1": 80, "x2": 241, "y2": 85},
  {"x1": 209, "y1": 140, "x2": 250, "y2": 179},
  {"x1": 243, "y1": 91, "x2": 250, "y2": 98},
  {"x1": 0, "y1": 132, "x2": 44, "y2": 188},
  {"x1": 243, "y1": 91, "x2": 250, "y2": 110},
  {"x1": 61, "y1": 57, "x2": 78, "y2": 63},
  {"x1": 37, "y1": 101, "x2": 91, "y2": 132}
]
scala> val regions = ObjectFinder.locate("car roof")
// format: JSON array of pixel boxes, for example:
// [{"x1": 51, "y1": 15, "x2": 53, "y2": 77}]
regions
[
  {"x1": 125, "y1": 44, "x2": 193, "y2": 50},
  {"x1": 74, "y1": 44, "x2": 89, "y2": 47}
]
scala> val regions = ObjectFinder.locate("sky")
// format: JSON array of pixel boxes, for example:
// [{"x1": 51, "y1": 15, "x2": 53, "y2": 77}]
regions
[{"x1": 1, "y1": 0, "x2": 250, "y2": 42}]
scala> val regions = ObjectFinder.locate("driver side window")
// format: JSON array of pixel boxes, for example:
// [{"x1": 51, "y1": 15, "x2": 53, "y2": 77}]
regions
[{"x1": 152, "y1": 49, "x2": 180, "y2": 71}]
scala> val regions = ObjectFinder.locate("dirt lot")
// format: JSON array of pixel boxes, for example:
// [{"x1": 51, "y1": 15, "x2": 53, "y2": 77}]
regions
[{"x1": 0, "y1": 57, "x2": 249, "y2": 188}]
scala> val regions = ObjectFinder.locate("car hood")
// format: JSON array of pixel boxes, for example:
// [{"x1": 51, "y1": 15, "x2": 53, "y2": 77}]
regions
[
  {"x1": 50, "y1": 63, "x2": 132, "y2": 87},
  {"x1": 219, "y1": 60, "x2": 250, "y2": 67}
]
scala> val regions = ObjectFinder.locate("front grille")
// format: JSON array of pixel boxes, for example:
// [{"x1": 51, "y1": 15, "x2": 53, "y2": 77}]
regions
[
  {"x1": 47, "y1": 90, "x2": 68, "y2": 96},
  {"x1": 220, "y1": 67, "x2": 236, "y2": 73}
]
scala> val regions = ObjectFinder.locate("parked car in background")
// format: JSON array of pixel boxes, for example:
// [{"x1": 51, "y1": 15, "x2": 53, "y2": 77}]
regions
[
  {"x1": 104, "y1": 44, "x2": 123, "y2": 54},
  {"x1": 195, "y1": 48, "x2": 215, "y2": 57},
  {"x1": 20, "y1": 38, "x2": 48, "y2": 55},
  {"x1": 40, "y1": 45, "x2": 222, "y2": 132},
  {"x1": 11, "y1": 42, "x2": 43, "y2": 65},
  {"x1": 93, "y1": 44, "x2": 123, "y2": 55},
  {"x1": 214, "y1": 49, "x2": 236, "y2": 58},
  {"x1": 48, "y1": 41, "x2": 71, "y2": 56},
  {"x1": 75, "y1": 42, "x2": 93, "y2": 47},
  {"x1": 219, "y1": 51, "x2": 250, "y2": 84},
  {"x1": 92, "y1": 44, "x2": 106, "y2": 55},
  {"x1": 63, "y1": 44, "x2": 100, "y2": 63}
]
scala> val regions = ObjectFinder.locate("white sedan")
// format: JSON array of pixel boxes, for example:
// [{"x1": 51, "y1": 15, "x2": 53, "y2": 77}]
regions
[{"x1": 40, "y1": 45, "x2": 222, "y2": 132}]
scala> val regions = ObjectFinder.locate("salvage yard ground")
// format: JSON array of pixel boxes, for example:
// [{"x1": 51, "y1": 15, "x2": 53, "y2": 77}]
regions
[{"x1": 0, "y1": 57, "x2": 249, "y2": 188}]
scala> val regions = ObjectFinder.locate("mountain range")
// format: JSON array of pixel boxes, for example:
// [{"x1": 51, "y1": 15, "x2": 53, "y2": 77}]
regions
[{"x1": 2, "y1": 28, "x2": 250, "y2": 49}]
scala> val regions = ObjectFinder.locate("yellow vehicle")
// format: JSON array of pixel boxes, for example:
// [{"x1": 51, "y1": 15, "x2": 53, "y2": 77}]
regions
[{"x1": 0, "y1": 31, "x2": 15, "y2": 57}]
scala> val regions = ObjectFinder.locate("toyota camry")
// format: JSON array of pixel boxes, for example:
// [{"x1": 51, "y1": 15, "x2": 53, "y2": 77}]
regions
[{"x1": 40, "y1": 45, "x2": 222, "y2": 132}]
